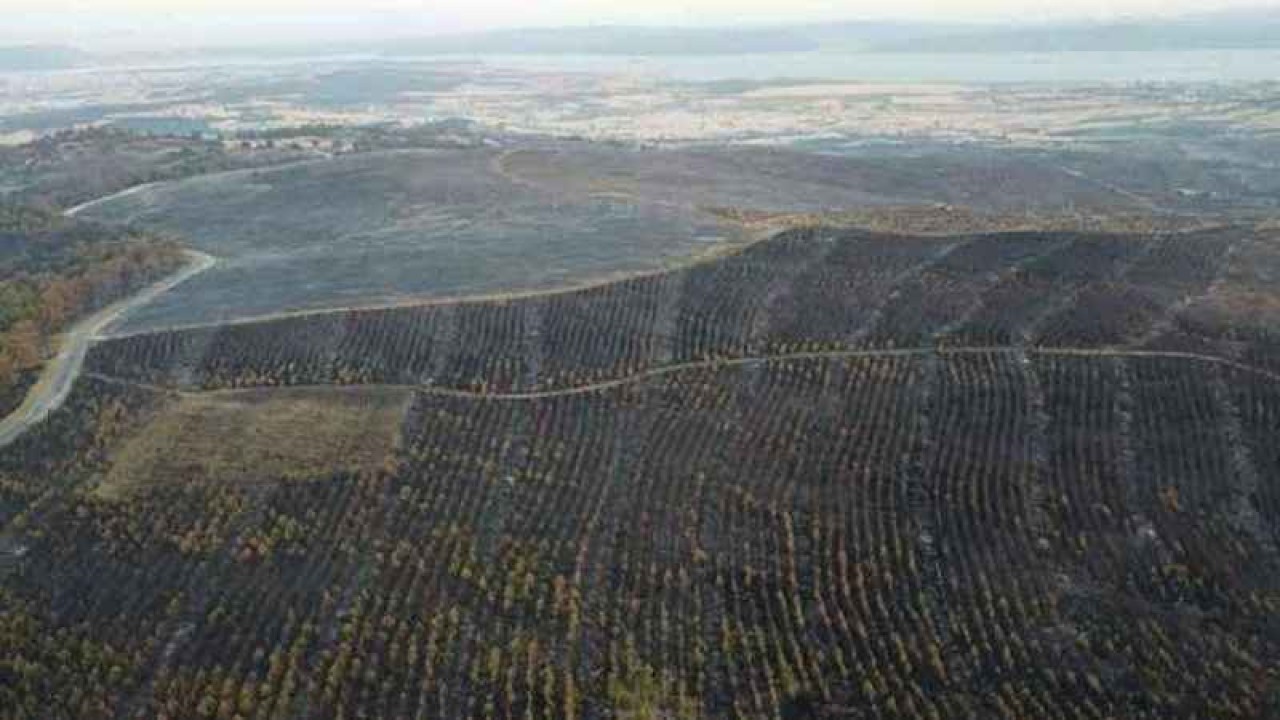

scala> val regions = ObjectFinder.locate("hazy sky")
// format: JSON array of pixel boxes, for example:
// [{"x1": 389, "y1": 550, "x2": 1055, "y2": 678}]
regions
[{"x1": 5, "y1": 0, "x2": 1278, "y2": 50}]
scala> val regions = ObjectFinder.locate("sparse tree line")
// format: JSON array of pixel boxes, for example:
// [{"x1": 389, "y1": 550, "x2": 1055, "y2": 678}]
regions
[
  {"x1": 0, "y1": 124, "x2": 490, "y2": 212},
  {"x1": 0, "y1": 127, "x2": 314, "y2": 211}
]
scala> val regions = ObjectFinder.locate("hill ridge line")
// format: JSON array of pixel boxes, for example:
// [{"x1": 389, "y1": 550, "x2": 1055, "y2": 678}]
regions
[{"x1": 94, "y1": 221, "x2": 1245, "y2": 343}]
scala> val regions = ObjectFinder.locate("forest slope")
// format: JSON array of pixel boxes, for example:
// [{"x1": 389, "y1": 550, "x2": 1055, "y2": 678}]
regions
[
  {"x1": 0, "y1": 205, "x2": 186, "y2": 417},
  {"x1": 2, "y1": 220, "x2": 1279, "y2": 719},
  {"x1": 2, "y1": 350, "x2": 1279, "y2": 718}
]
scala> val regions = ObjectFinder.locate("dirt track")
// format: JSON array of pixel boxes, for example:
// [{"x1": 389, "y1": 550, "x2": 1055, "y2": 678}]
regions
[
  {"x1": 0, "y1": 250, "x2": 216, "y2": 448},
  {"x1": 85, "y1": 344, "x2": 1280, "y2": 406}
]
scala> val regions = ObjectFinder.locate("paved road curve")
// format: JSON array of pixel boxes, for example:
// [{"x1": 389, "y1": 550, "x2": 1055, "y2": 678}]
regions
[{"x1": 0, "y1": 250, "x2": 216, "y2": 448}]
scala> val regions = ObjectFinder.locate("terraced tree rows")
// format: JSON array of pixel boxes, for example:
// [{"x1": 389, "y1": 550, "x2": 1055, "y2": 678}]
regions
[
  {"x1": 83, "y1": 225, "x2": 1273, "y2": 397},
  {"x1": 1145, "y1": 229, "x2": 1280, "y2": 374},
  {"x1": 5, "y1": 221, "x2": 1280, "y2": 719},
  {"x1": 1034, "y1": 228, "x2": 1243, "y2": 348},
  {"x1": 4, "y1": 348, "x2": 1280, "y2": 719}
]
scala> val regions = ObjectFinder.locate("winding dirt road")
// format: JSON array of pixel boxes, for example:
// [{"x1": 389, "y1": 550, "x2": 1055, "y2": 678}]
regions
[
  {"x1": 0, "y1": 250, "x2": 216, "y2": 447},
  {"x1": 64, "y1": 182, "x2": 160, "y2": 218},
  {"x1": 404, "y1": 345, "x2": 1280, "y2": 401},
  {"x1": 85, "y1": 344, "x2": 1280, "y2": 405}
]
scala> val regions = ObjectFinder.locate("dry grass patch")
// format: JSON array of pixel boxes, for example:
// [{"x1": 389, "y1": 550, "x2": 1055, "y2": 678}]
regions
[
  {"x1": 98, "y1": 386, "x2": 412, "y2": 498},
  {"x1": 1185, "y1": 291, "x2": 1280, "y2": 337}
]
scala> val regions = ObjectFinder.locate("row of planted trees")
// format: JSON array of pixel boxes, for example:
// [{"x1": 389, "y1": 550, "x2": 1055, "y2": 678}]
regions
[
  {"x1": 78, "y1": 226, "x2": 1182, "y2": 397},
  {"x1": 83, "y1": 222, "x2": 1259, "y2": 408},
  {"x1": 3, "y1": 352, "x2": 1279, "y2": 718}
]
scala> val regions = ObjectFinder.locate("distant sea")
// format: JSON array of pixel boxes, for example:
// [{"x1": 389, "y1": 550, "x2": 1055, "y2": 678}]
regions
[
  {"x1": 410, "y1": 49, "x2": 1280, "y2": 85},
  {"x1": 32, "y1": 48, "x2": 1279, "y2": 86}
]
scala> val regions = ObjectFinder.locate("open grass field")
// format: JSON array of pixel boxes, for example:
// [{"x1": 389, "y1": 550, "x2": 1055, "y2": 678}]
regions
[
  {"x1": 76, "y1": 148, "x2": 744, "y2": 334},
  {"x1": 73, "y1": 142, "x2": 1156, "y2": 335},
  {"x1": 3, "y1": 220, "x2": 1279, "y2": 719},
  {"x1": 500, "y1": 145, "x2": 1140, "y2": 215}
]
